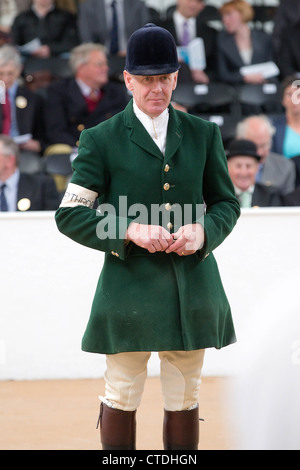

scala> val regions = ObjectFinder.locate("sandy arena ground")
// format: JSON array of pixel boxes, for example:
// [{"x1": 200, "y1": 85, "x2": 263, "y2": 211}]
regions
[{"x1": 0, "y1": 376, "x2": 238, "y2": 450}]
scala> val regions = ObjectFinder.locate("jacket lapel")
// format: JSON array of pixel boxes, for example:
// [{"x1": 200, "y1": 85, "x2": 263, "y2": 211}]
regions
[
  {"x1": 123, "y1": 100, "x2": 182, "y2": 162},
  {"x1": 165, "y1": 105, "x2": 183, "y2": 163},
  {"x1": 124, "y1": 100, "x2": 164, "y2": 161}
]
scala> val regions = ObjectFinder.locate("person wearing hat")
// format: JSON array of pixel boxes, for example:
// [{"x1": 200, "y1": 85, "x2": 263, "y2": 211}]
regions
[
  {"x1": 55, "y1": 23, "x2": 240, "y2": 450},
  {"x1": 227, "y1": 139, "x2": 282, "y2": 207}
]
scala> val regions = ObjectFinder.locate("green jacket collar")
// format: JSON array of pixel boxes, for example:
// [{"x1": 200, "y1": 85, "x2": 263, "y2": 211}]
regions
[{"x1": 123, "y1": 99, "x2": 183, "y2": 162}]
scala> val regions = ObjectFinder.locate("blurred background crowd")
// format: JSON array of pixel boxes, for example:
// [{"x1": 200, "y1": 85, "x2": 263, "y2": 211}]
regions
[{"x1": 1, "y1": 0, "x2": 300, "y2": 212}]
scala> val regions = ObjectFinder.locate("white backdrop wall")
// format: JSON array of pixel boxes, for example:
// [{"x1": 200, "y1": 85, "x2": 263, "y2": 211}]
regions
[{"x1": 0, "y1": 208, "x2": 300, "y2": 381}]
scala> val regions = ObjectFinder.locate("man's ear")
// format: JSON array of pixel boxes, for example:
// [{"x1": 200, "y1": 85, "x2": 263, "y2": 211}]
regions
[
  {"x1": 123, "y1": 70, "x2": 134, "y2": 92},
  {"x1": 172, "y1": 71, "x2": 179, "y2": 91}
]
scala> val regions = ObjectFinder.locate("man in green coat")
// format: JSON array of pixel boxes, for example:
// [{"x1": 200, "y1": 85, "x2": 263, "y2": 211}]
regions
[{"x1": 55, "y1": 24, "x2": 240, "y2": 450}]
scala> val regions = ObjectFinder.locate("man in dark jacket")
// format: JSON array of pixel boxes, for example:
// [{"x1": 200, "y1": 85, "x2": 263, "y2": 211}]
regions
[
  {"x1": 227, "y1": 139, "x2": 282, "y2": 207},
  {"x1": 0, "y1": 135, "x2": 60, "y2": 212},
  {"x1": 157, "y1": 0, "x2": 217, "y2": 83},
  {"x1": 78, "y1": 0, "x2": 150, "y2": 56},
  {"x1": 44, "y1": 43, "x2": 129, "y2": 151}
]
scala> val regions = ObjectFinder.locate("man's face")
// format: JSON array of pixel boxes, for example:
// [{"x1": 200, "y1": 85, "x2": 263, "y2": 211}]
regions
[
  {"x1": 0, "y1": 142, "x2": 15, "y2": 181},
  {"x1": 77, "y1": 50, "x2": 109, "y2": 89},
  {"x1": 177, "y1": 0, "x2": 205, "y2": 19},
  {"x1": 0, "y1": 61, "x2": 20, "y2": 89},
  {"x1": 123, "y1": 72, "x2": 178, "y2": 118},
  {"x1": 227, "y1": 156, "x2": 259, "y2": 192},
  {"x1": 222, "y1": 8, "x2": 243, "y2": 34},
  {"x1": 33, "y1": 0, "x2": 54, "y2": 9}
]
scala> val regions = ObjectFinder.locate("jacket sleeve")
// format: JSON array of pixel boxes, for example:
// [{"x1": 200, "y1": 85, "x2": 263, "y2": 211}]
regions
[
  {"x1": 196, "y1": 123, "x2": 240, "y2": 260},
  {"x1": 55, "y1": 128, "x2": 133, "y2": 260}
]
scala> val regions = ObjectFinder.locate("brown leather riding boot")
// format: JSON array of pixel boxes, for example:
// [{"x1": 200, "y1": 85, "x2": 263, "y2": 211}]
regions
[
  {"x1": 97, "y1": 402, "x2": 136, "y2": 450},
  {"x1": 163, "y1": 406, "x2": 200, "y2": 450}
]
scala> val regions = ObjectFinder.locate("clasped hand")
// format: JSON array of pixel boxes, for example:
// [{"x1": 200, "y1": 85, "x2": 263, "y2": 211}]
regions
[{"x1": 126, "y1": 223, "x2": 205, "y2": 256}]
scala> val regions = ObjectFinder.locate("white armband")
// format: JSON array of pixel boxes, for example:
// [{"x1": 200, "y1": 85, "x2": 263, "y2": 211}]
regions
[{"x1": 60, "y1": 183, "x2": 98, "y2": 209}]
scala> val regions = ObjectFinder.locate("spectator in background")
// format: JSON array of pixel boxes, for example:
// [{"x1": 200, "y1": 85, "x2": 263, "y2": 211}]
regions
[
  {"x1": 227, "y1": 139, "x2": 282, "y2": 207},
  {"x1": 0, "y1": 0, "x2": 31, "y2": 45},
  {"x1": 0, "y1": 45, "x2": 45, "y2": 154},
  {"x1": 276, "y1": 18, "x2": 300, "y2": 78},
  {"x1": 78, "y1": 0, "x2": 150, "y2": 56},
  {"x1": 236, "y1": 115, "x2": 296, "y2": 196},
  {"x1": 44, "y1": 43, "x2": 129, "y2": 152},
  {"x1": 217, "y1": 0, "x2": 273, "y2": 84},
  {"x1": 0, "y1": 134, "x2": 60, "y2": 212},
  {"x1": 157, "y1": 0, "x2": 217, "y2": 83},
  {"x1": 272, "y1": 0, "x2": 300, "y2": 56},
  {"x1": 11, "y1": 0, "x2": 79, "y2": 59},
  {"x1": 272, "y1": 75, "x2": 300, "y2": 159}
]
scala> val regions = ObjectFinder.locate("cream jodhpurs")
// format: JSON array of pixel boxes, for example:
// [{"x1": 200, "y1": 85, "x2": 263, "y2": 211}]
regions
[{"x1": 103, "y1": 350, "x2": 205, "y2": 412}]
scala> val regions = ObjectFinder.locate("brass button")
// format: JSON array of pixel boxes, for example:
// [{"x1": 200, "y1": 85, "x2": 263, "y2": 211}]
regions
[
  {"x1": 167, "y1": 222, "x2": 173, "y2": 230},
  {"x1": 77, "y1": 124, "x2": 85, "y2": 131},
  {"x1": 164, "y1": 164, "x2": 170, "y2": 172},
  {"x1": 165, "y1": 203, "x2": 172, "y2": 211},
  {"x1": 163, "y1": 183, "x2": 170, "y2": 191}
]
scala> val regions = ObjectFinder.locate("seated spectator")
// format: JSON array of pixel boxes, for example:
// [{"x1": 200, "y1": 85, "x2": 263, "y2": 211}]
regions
[
  {"x1": 157, "y1": 0, "x2": 217, "y2": 84},
  {"x1": 226, "y1": 139, "x2": 282, "y2": 207},
  {"x1": 0, "y1": 45, "x2": 45, "y2": 154},
  {"x1": 217, "y1": 0, "x2": 274, "y2": 84},
  {"x1": 78, "y1": 0, "x2": 150, "y2": 57},
  {"x1": 272, "y1": 75, "x2": 300, "y2": 159},
  {"x1": 0, "y1": 134, "x2": 60, "y2": 211},
  {"x1": 272, "y1": 0, "x2": 300, "y2": 56},
  {"x1": 276, "y1": 18, "x2": 300, "y2": 78},
  {"x1": 44, "y1": 43, "x2": 129, "y2": 152},
  {"x1": 0, "y1": 0, "x2": 31, "y2": 45},
  {"x1": 11, "y1": 0, "x2": 79, "y2": 59},
  {"x1": 236, "y1": 115, "x2": 296, "y2": 195}
]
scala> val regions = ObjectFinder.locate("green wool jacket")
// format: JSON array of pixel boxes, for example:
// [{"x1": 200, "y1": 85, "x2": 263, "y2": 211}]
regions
[{"x1": 55, "y1": 100, "x2": 240, "y2": 354}]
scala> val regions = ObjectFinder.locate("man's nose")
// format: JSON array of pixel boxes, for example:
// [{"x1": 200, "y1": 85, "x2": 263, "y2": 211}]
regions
[{"x1": 152, "y1": 80, "x2": 162, "y2": 92}]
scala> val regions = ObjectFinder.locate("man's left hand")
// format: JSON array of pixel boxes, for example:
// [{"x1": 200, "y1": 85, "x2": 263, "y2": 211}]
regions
[{"x1": 165, "y1": 223, "x2": 205, "y2": 256}]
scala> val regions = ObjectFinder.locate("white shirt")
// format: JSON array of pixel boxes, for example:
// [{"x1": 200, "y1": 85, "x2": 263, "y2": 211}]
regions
[
  {"x1": 75, "y1": 78, "x2": 100, "y2": 98},
  {"x1": 133, "y1": 100, "x2": 169, "y2": 155},
  {"x1": 235, "y1": 184, "x2": 254, "y2": 208},
  {"x1": 173, "y1": 10, "x2": 197, "y2": 45},
  {"x1": 240, "y1": 48, "x2": 253, "y2": 65}
]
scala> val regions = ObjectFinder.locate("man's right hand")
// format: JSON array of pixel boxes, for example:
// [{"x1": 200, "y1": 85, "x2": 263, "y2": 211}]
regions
[{"x1": 126, "y1": 223, "x2": 174, "y2": 254}]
